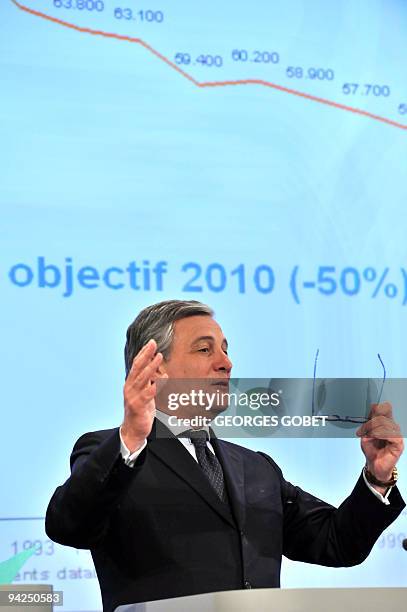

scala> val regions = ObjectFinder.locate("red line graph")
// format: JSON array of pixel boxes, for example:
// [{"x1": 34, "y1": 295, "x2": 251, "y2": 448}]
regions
[{"x1": 11, "y1": 0, "x2": 407, "y2": 132}]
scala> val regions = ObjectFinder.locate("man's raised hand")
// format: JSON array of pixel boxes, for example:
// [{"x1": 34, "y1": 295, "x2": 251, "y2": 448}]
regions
[
  {"x1": 357, "y1": 402, "x2": 404, "y2": 492},
  {"x1": 121, "y1": 339, "x2": 167, "y2": 453}
]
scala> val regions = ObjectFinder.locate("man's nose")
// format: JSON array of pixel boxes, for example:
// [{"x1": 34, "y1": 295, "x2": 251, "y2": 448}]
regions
[{"x1": 214, "y1": 350, "x2": 232, "y2": 374}]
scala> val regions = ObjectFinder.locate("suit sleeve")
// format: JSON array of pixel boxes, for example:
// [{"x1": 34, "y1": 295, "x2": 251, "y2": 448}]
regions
[
  {"x1": 258, "y1": 452, "x2": 405, "y2": 567},
  {"x1": 45, "y1": 429, "x2": 146, "y2": 549}
]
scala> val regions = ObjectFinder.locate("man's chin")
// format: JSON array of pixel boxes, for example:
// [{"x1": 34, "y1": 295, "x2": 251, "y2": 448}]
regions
[
  {"x1": 180, "y1": 405, "x2": 228, "y2": 421},
  {"x1": 206, "y1": 404, "x2": 228, "y2": 418}
]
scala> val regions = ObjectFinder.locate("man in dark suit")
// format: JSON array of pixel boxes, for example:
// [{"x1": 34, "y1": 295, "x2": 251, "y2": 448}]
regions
[{"x1": 46, "y1": 300, "x2": 405, "y2": 612}]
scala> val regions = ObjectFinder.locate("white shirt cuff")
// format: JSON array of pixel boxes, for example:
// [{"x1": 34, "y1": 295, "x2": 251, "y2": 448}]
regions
[
  {"x1": 119, "y1": 427, "x2": 147, "y2": 467},
  {"x1": 362, "y1": 468, "x2": 392, "y2": 505}
]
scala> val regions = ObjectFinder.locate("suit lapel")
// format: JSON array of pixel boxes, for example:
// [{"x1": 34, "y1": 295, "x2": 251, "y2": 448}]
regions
[
  {"x1": 211, "y1": 437, "x2": 246, "y2": 530},
  {"x1": 148, "y1": 420, "x2": 236, "y2": 528}
]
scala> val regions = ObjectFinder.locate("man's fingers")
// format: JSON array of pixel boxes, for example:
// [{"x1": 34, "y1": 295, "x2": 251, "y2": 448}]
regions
[
  {"x1": 134, "y1": 338, "x2": 157, "y2": 363},
  {"x1": 135, "y1": 338, "x2": 156, "y2": 359},
  {"x1": 137, "y1": 380, "x2": 158, "y2": 403},
  {"x1": 360, "y1": 427, "x2": 401, "y2": 440},
  {"x1": 368, "y1": 402, "x2": 393, "y2": 419},
  {"x1": 357, "y1": 416, "x2": 401, "y2": 439},
  {"x1": 131, "y1": 352, "x2": 163, "y2": 389},
  {"x1": 128, "y1": 340, "x2": 158, "y2": 378},
  {"x1": 356, "y1": 403, "x2": 398, "y2": 438},
  {"x1": 361, "y1": 435, "x2": 404, "y2": 453}
]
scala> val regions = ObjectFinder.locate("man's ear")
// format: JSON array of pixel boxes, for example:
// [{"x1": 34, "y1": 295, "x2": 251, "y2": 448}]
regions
[{"x1": 157, "y1": 360, "x2": 168, "y2": 377}]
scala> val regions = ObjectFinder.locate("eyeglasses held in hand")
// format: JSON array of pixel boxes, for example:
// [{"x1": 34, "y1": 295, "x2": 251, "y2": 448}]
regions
[{"x1": 311, "y1": 350, "x2": 386, "y2": 424}]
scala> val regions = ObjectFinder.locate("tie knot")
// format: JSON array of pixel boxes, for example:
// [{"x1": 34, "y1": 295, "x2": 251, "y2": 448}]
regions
[{"x1": 182, "y1": 429, "x2": 209, "y2": 447}]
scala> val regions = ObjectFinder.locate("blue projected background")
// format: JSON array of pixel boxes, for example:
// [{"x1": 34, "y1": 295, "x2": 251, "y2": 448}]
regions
[{"x1": 1, "y1": 0, "x2": 407, "y2": 609}]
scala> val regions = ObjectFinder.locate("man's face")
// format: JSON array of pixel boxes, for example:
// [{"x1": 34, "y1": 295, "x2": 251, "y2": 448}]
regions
[
  {"x1": 157, "y1": 316, "x2": 233, "y2": 418},
  {"x1": 160, "y1": 315, "x2": 232, "y2": 379}
]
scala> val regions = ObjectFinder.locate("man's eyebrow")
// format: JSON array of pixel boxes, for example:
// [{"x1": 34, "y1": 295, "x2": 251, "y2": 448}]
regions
[{"x1": 191, "y1": 336, "x2": 228, "y2": 348}]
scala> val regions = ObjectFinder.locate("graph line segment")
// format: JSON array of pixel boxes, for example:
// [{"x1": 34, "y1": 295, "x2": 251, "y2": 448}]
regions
[{"x1": 11, "y1": 0, "x2": 407, "y2": 131}]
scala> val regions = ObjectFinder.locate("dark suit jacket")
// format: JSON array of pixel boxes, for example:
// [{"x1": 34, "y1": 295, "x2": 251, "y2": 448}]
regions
[{"x1": 45, "y1": 420, "x2": 405, "y2": 612}]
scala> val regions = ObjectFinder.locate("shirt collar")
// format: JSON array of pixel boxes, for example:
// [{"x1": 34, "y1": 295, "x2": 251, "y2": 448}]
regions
[{"x1": 155, "y1": 409, "x2": 211, "y2": 440}]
